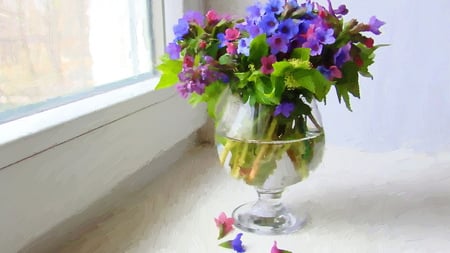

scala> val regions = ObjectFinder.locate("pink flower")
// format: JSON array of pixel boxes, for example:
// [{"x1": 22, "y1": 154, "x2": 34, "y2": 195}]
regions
[
  {"x1": 206, "y1": 9, "x2": 220, "y2": 24},
  {"x1": 226, "y1": 42, "x2": 237, "y2": 55},
  {"x1": 215, "y1": 212, "x2": 234, "y2": 239},
  {"x1": 261, "y1": 55, "x2": 277, "y2": 75},
  {"x1": 225, "y1": 28, "x2": 240, "y2": 41},
  {"x1": 271, "y1": 241, "x2": 292, "y2": 253}
]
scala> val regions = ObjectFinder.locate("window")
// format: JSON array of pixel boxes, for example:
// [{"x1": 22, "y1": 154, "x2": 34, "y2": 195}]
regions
[{"x1": 0, "y1": 0, "x2": 155, "y2": 123}]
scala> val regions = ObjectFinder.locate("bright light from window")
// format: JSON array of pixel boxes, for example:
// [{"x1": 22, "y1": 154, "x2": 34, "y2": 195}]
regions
[{"x1": 0, "y1": 0, "x2": 154, "y2": 122}]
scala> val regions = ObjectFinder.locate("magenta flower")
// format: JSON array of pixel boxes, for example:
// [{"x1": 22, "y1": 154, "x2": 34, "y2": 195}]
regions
[
  {"x1": 318, "y1": 65, "x2": 342, "y2": 80},
  {"x1": 274, "y1": 102, "x2": 295, "y2": 118},
  {"x1": 183, "y1": 55, "x2": 194, "y2": 68},
  {"x1": 261, "y1": 55, "x2": 277, "y2": 75},
  {"x1": 215, "y1": 212, "x2": 234, "y2": 239},
  {"x1": 225, "y1": 28, "x2": 240, "y2": 41},
  {"x1": 271, "y1": 241, "x2": 292, "y2": 253},
  {"x1": 368, "y1": 16, "x2": 385, "y2": 35},
  {"x1": 364, "y1": 37, "x2": 375, "y2": 48},
  {"x1": 206, "y1": 9, "x2": 220, "y2": 24},
  {"x1": 226, "y1": 42, "x2": 238, "y2": 55}
]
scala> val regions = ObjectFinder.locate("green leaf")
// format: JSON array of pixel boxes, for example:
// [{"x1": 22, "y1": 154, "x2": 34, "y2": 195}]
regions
[
  {"x1": 248, "y1": 34, "x2": 269, "y2": 67},
  {"x1": 219, "y1": 54, "x2": 233, "y2": 65},
  {"x1": 290, "y1": 69, "x2": 316, "y2": 93},
  {"x1": 336, "y1": 61, "x2": 360, "y2": 98},
  {"x1": 218, "y1": 240, "x2": 232, "y2": 249},
  {"x1": 272, "y1": 61, "x2": 293, "y2": 77},
  {"x1": 334, "y1": 85, "x2": 352, "y2": 111},
  {"x1": 291, "y1": 48, "x2": 311, "y2": 61},
  {"x1": 155, "y1": 56, "x2": 182, "y2": 90},
  {"x1": 254, "y1": 76, "x2": 280, "y2": 105},
  {"x1": 310, "y1": 69, "x2": 332, "y2": 101}
]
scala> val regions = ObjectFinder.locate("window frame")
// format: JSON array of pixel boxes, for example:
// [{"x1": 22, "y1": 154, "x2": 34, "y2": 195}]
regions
[{"x1": 0, "y1": 0, "x2": 203, "y2": 170}]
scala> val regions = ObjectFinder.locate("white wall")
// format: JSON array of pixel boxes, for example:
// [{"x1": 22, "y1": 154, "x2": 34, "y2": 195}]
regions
[{"x1": 206, "y1": 0, "x2": 450, "y2": 152}]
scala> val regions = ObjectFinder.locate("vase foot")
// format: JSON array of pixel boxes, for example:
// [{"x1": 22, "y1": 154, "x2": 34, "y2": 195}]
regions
[{"x1": 232, "y1": 201, "x2": 307, "y2": 235}]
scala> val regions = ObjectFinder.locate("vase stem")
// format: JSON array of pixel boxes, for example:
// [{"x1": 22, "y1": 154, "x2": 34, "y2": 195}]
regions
[{"x1": 232, "y1": 187, "x2": 306, "y2": 235}]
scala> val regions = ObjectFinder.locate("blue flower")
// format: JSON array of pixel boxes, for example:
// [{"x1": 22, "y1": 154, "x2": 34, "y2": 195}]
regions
[
  {"x1": 274, "y1": 102, "x2": 295, "y2": 118},
  {"x1": 259, "y1": 13, "x2": 279, "y2": 35},
  {"x1": 246, "y1": 3, "x2": 263, "y2": 22},
  {"x1": 166, "y1": 42, "x2": 181, "y2": 59},
  {"x1": 238, "y1": 38, "x2": 251, "y2": 56},
  {"x1": 278, "y1": 19, "x2": 299, "y2": 40},
  {"x1": 173, "y1": 19, "x2": 189, "y2": 40},
  {"x1": 217, "y1": 33, "x2": 227, "y2": 48},
  {"x1": 265, "y1": 0, "x2": 284, "y2": 15},
  {"x1": 183, "y1": 10, "x2": 205, "y2": 26},
  {"x1": 232, "y1": 233, "x2": 246, "y2": 253},
  {"x1": 287, "y1": 0, "x2": 299, "y2": 8}
]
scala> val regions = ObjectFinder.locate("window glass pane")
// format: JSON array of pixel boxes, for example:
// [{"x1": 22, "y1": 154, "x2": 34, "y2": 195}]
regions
[{"x1": 0, "y1": 0, "x2": 154, "y2": 122}]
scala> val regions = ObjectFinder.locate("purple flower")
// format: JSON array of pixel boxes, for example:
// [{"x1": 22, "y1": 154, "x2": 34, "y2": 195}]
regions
[
  {"x1": 368, "y1": 16, "x2": 385, "y2": 35},
  {"x1": 238, "y1": 38, "x2": 251, "y2": 56},
  {"x1": 274, "y1": 102, "x2": 295, "y2": 118},
  {"x1": 315, "y1": 26, "x2": 335, "y2": 45},
  {"x1": 326, "y1": 0, "x2": 348, "y2": 17},
  {"x1": 265, "y1": 0, "x2": 284, "y2": 15},
  {"x1": 183, "y1": 10, "x2": 205, "y2": 26},
  {"x1": 176, "y1": 83, "x2": 189, "y2": 98},
  {"x1": 231, "y1": 233, "x2": 245, "y2": 253},
  {"x1": 318, "y1": 65, "x2": 342, "y2": 80},
  {"x1": 259, "y1": 13, "x2": 279, "y2": 35},
  {"x1": 166, "y1": 42, "x2": 181, "y2": 59},
  {"x1": 261, "y1": 55, "x2": 277, "y2": 74},
  {"x1": 173, "y1": 19, "x2": 189, "y2": 40},
  {"x1": 334, "y1": 43, "x2": 351, "y2": 68},
  {"x1": 268, "y1": 33, "x2": 289, "y2": 55},
  {"x1": 278, "y1": 19, "x2": 299, "y2": 40},
  {"x1": 303, "y1": 37, "x2": 323, "y2": 56}
]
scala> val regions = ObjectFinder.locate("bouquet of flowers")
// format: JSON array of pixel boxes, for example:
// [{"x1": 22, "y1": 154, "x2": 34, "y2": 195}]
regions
[{"x1": 156, "y1": 0, "x2": 384, "y2": 186}]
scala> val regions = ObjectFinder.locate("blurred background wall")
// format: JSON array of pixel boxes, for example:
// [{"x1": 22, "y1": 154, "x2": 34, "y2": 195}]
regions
[{"x1": 206, "y1": 0, "x2": 450, "y2": 152}]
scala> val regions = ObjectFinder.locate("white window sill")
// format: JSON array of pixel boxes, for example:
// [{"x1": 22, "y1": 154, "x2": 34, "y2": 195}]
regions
[
  {"x1": 0, "y1": 77, "x2": 207, "y2": 253},
  {"x1": 48, "y1": 145, "x2": 450, "y2": 253}
]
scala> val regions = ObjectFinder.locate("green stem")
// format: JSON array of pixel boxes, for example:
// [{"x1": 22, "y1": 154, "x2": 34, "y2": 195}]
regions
[
  {"x1": 249, "y1": 118, "x2": 278, "y2": 181},
  {"x1": 219, "y1": 140, "x2": 235, "y2": 166},
  {"x1": 308, "y1": 113, "x2": 322, "y2": 131}
]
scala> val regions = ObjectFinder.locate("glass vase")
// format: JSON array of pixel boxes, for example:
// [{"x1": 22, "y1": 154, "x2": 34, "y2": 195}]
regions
[{"x1": 215, "y1": 90, "x2": 325, "y2": 235}]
